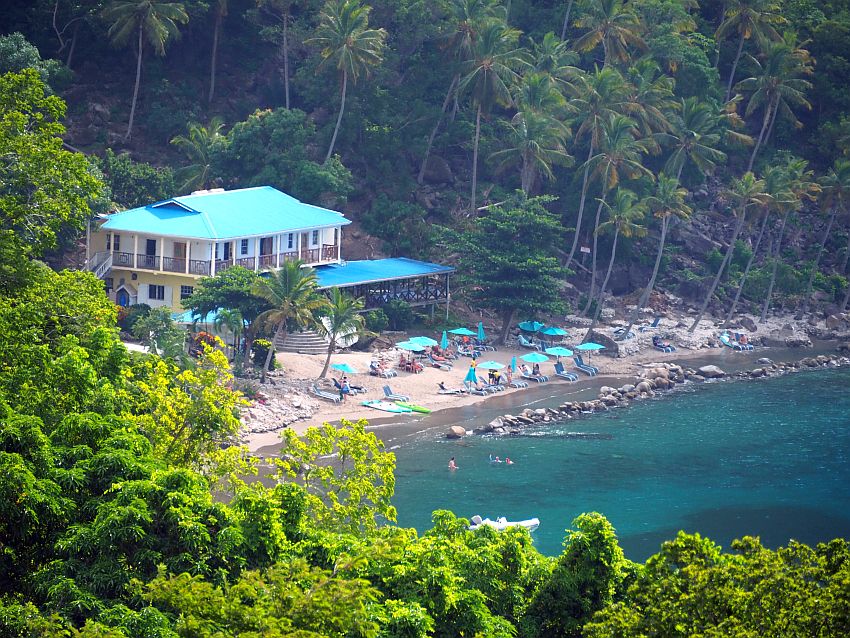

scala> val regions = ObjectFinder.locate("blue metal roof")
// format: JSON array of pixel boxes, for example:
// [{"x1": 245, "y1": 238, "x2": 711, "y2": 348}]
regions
[
  {"x1": 315, "y1": 258, "x2": 453, "y2": 289},
  {"x1": 101, "y1": 186, "x2": 351, "y2": 239}
]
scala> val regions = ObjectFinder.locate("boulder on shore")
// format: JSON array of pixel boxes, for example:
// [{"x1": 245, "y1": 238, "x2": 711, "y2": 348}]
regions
[{"x1": 698, "y1": 365, "x2": 726, "y2": 379}]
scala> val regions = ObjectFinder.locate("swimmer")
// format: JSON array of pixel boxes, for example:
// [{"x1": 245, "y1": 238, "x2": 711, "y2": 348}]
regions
[
  {"x1": 505, "y1": 457, "x2": 514, "y2": 465},
  {"x1": 494, "y1": 456, "x2": 502, "y2": 463},
  {"x1": 448, "y1": 456, "x2": 458, "y2": 470}
]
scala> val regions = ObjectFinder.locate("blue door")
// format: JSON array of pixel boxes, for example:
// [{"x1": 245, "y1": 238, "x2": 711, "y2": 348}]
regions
[{"x1": 116, "y1": 289, "x2": 130, "y2": 307}]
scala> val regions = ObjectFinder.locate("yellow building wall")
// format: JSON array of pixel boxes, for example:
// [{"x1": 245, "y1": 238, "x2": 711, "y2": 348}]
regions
[{"x1": 111, "y1": 269, "x2": 199, "y2": 309}]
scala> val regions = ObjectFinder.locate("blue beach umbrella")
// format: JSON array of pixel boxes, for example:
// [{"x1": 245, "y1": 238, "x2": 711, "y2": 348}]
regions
[
  {"x1": 440, "y1": 330, "x2": 448, "y2": 350},
  {"x1": 464, "y1": 366, "x2": 478, "y2": 383},
  {"x1": 449, "y1": 327, "x2": 476, "y2": 336},
  {"x1": 518, "y1": 320, "x2": 545, "y2": 332},
  {"x1": 476, "y1": 360, "x2": 505, "y2": 370},
  {"x1": 540, "y1": 326, "x2": 568, "y2": 336},
  {"x1": 397, "y1": 341, "x2": 425, "y2": 352},
  {"x1": 576, "y1": 342, "x2": 605, "y2": 351},
  {"x1": 521, "y1": 352, "x2": 549, "y2": 363},
  {"x1": 409, "y1": 336, "x2": 439, "y2": 347},
  {"x1": 545, "y1": 346, "x2": 574, "y2": 358},
  {"x1": 331, "y1": 362, "x2": 358, "y2": 374},
  {"x1": 477, "y1": 321, "x2": 486, "y2": 341},
  {"x1": 510, "y1": 356, "x2": 517, "y2": 371}
]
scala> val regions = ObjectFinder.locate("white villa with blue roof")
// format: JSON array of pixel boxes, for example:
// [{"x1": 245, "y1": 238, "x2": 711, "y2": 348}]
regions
[{"x1": 87, "y1": 186, "x2": 453, "y2": 313}]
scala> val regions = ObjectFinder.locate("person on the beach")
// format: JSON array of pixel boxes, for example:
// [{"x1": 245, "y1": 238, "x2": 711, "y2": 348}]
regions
[
  {"x1": 739, "y1": 333, "x2": 748, "y2": 345},
  {"x1": 340, "y1": 377, "x2": 351, "y2": 401},
  {"x1": 448, "y1": 457, "x2": 458, "y2": 470},
  {"x1": 532, "y1": 363, "x2": 541, "y2": 376},
  {"x1": 520, "y1": 364, "x2": 531, "y2": 375}
]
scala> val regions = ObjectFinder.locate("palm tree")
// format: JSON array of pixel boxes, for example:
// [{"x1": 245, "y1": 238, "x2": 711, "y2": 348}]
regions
[
  {"x1": 458, "y1": 19, "x2": 529, "y2": 215},
  {"x1": 658, "y1": 97, "x2": 728, "y2": 183},
  {"x1": 624, "y1": 59, "x2": 676, "y2": 140},
  {"x1": 760, "y1": 158, "x2": 819, "y2": 322},
  {"x1": 307, "y1": 0, "x2": 387, "y2": 163},
  {"x1": 689, "y1": 172, "x2": 770, "y2": 332},
  {"x1": 208, "y1": 0, "x2": 227, "y2": 103},
  {"x1": 253, "y1": 260, "x2": 329, "y2": 382},
  {"x1": 417, "y1": 0, "x2": 505, "y2": 184},
  {"x1": 170, "y1": 117, "x2": 225, "y2": 193},
  {"x1": 561, "y1": 0, "x2": 575, "y2": 40},
  {"x1": 722, "y1": 165, "x2": 790, "y2": 325},
  {"x1": 255, "y1": 0, "x2": 296, "y2": 110},
  {"x1": 490, "y1": 108, "x2": 573, "y2": 194},
  {"x1": 532, "y1": 31, "x2": 580, "y2": 87},
  {"x1": 574, "y1": 0, "x2": 646, "y2": 66},
  {"x1": 800, "y1": 160, "x2": 850, "y2": 316},
  {"x1": 565, "y1": 66, "x2": 630, "y2": 269},
  {"x1": 585, "y1": 188, "x2": 646, "y2": 339},
  {"x1": 102, "y1": 0, "x2": 189, "y2": 140},
  {"x1": 715, "y1": 0, "x2": 784, "y2": 101},
  {"x1": 736, "y1": 38, "x2": 813, "y2": 171},
  {"x1": 214, "y1": 307, "x2": 244, "y2": 361},
  {"x1": 315, "y1": 288, "x2": 365, "y2": 378},
  {"x1": 582, "y1": 114, "x2": 653, "y2": 314},
  {"x1": 621, "y1": 174, "x2": 691, "y2": 337}
]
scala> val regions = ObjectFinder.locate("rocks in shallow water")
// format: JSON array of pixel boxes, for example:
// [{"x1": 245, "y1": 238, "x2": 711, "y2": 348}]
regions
[
  {"x1": 446, "y1": 425, "x2": 467, "y2": 439},
  {"x1": 757, "y1": 357, "x2": 773, "y2": 365},
  {"x1": 698, "y1": 365, "x2": 726, "y2": 379}
]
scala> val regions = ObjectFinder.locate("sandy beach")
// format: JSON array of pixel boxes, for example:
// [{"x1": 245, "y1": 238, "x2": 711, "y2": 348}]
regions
[{"x1": 244, "y1": 312, "x2": 825, "y2": 451}]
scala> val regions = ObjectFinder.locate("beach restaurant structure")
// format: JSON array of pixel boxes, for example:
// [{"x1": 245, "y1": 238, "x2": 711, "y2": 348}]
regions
[{"x1": 86, "y1": 186, "x2": 453, "y2": 313}]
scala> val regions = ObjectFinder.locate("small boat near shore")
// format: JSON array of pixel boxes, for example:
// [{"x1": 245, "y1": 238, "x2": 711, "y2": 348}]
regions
[
  {"x1": 395, "y1": 401, "x2": 432, "y2": 413},
  {"x1": 468, "y1": 514, "x2": 540, "y2": 533},
  {"x1": 361, "y1": 400, "x2": 413, "y2": 413}
]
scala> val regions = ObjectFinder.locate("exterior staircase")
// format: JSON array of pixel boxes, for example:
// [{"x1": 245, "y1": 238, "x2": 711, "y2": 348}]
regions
[{"x1": 274, "y1": 329, "x2": 329, "y2": 355}]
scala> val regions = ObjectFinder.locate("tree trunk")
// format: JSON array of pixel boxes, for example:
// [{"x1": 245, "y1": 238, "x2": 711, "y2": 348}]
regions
[
  {"x1": 747, "y1": 99, "x2": 773, "y2": 172},
  {"x1": 471, "y1": 103, "x2": 482, "y2": 216},
  {"x1": 242, "y1": 324, "x2": 255, "y2": 367},
  {"x1": 521, "y1": 150, "x2": 533, "y2": 194},
  {"x1": 499, "y1": 308, "x2": 516, "y2": 345},
  {"x1": 724, "y1": 209, "x2": 770, "y2": 325},
  {"x1": 760, "y1": 210, "x2": 790, "y2": 323},
  {"x1": 561, "y1": 0, "x2": 574, "y2": 40},
  {"x1": 841, "y1": 278, "x2": 850, "y2": 311},
  {"x1": 689, "y1": 209, "x2": 747, "y2": 332},
  {"x1": 262, "y1": 321, "x2": 287, "y2": 383},
  {"x1": 725, "y1": 31, "x2": 745, "y2": 102},
  {"x1": 841, "y1": 227, "x2": 850, "y2": 274},
  {"x1": 582, "y1": 171, "x2": 610, "y2": 316},
  {"x1": 800, "y1": 210, "x2": 836, "y2": 316},
  {"x1": 208, "y1": 8, "x2": 222, "y2": 104},
  {"x1": 126, "y1": 24, "x2": 144, "y2": 140},
  {"x1": 622, "y1": 215, "x2": 669, "y2": 337},
  {"x1": 283, "y1": 10, "x2": 290, "y2": 110},
  {"x1": 66, "y1": 22, "x2": 79, "y2": 69},
  {"x1": 417, "y1": 75, "x2": 457, "y2": 185},
  {"x1": 764, "y1": 97, "x2": 780, "y2": 148},
  {"x1": 325, "y1": 69, "x2": 347, "y2": 163},
  {"x1": 319, "y1": 336, "x2": 336, "y2": 378},
  {"x1": 584, "y1": 227, "x2": 620, "y2": 340},
  {"x1": 566, "y1": 143, "x2": 596, "y2": 270}
]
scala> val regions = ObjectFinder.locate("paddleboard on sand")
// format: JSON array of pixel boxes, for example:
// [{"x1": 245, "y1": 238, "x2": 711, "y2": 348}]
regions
[
  {"x1": 395, "y1": 401, "x2": 432, "y2": 414},
  {"x1": 361, "y1": 400, "x2": 413, "y2": 413}
]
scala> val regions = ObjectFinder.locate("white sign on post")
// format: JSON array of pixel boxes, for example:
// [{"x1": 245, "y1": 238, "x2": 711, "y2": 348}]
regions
[{"x1": 580, "y1": 246, "x2": 591, "y2": 254}]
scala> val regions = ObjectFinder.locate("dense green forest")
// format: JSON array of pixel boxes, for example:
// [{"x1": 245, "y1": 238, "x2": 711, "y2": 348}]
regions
[
  {"x1": 3, "y1": 0, "x2": 850, "y2": 327},
  {"x1": 4, "y1": 0, "x2": 850, "y2": 635}
]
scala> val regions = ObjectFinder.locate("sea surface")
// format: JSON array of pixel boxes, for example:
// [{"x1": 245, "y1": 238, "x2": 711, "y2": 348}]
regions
[{"x1": 387, "y1": 366, "x2": 850, "y2": 561}]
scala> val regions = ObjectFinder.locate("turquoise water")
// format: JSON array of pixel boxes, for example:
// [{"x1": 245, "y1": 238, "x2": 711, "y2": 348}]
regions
[{"x1": 389, "y1": 368, "x2": 850, "y2": 561}]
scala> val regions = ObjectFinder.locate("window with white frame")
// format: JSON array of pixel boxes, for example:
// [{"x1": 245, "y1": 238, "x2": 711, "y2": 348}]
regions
[
  {"x1": 106, "y1": 233, "x2": 111, "y2": 250},
  {"x1": 148, "y1": 284, "x2": 165, "y2": 301},
  {"x1": 113, "y1": 234, "x2": 120, "y2": 251},
  {"x1": 180, "y1": 285, "x2": 194, "y2": 300},
  {"x1": 311, "y1": 230, "x2": 319, "y2": 246},
  {"x1": 240, "y1": 239, "x2": 249, "y2": 255}
]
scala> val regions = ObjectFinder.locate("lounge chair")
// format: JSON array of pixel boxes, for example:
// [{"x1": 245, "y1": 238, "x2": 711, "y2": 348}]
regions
[
  {"x1": 437, "y1": 386, "x2": 467, "y2": 395},
  {"x1": 477, "y1": 375, "x2": 505, "y2": 392},
  {"x1": 369, "y1": 361, "x2": 398, "y2": 378},
  {"x1": 613, "y1": 327, "x2": 636, "y2": 340},
  {"x1": 463, "y1": 381, "x2": 488, "y2": 396},
  {"x1": 474, "y1": 339, "x2": 496, "y2": 352},
  {"x1": 520, "y1": 367, "x2": 549, "y2": 382},
  {"x1": 573, "y1": 355, "x2": 598, "y2": 377},
  {"x1": 652, "y1": 336, "x2": 675, "y2": 353},
  {"x1": 383, "y1": 385, "x2": 410, "y2": 401},
  {"x1": 427, "y1": 354, "x2": 453, "y2": 371},
  {"x1": 517, "y1": 334, "x2": 542, "y2": 350},
  {"x1": 639, "y1": 316, "x2": 661, "y2": 332},
  {"x1": 553, "y1": 362, "x2": 579, "y2": 382},
  {"x1": 457, "y1": 344, "x2": 481, "y2": 357},
  {"x1": 311, "y1": 384, "x2": 341, "y2": 403},
  {"x1": 508, "y1": 379, "x2": 529, "y2": 388},
  {"x1": 734, "y1": 333, "x2": 754, "y2": 350}
]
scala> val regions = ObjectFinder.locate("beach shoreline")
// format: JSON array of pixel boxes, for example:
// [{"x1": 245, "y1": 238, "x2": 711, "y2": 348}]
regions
[{"x1": 244, "y1": 312, "x2": 845, "y2": 453}]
